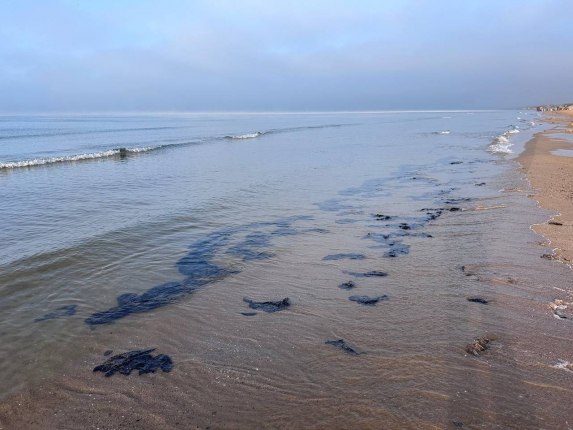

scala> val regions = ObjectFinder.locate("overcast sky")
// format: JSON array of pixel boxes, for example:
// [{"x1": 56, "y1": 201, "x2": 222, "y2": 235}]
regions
[{"x1": 1, "y1": 0, "x2": 572, "y2": 112}]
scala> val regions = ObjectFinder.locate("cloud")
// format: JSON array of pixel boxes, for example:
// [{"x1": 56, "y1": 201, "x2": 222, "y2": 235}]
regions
[{"x1": 1, "y1": 0, "x2": 572, "y2": 111}]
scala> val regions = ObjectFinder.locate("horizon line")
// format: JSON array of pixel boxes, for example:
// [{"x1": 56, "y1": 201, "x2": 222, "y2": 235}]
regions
[{"x1": 0, "y1": 108, "x2": 531, "y2": 116}]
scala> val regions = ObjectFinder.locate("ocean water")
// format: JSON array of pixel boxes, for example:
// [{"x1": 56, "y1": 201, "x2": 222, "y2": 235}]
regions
[{"x1": 1, "y1": 111, "x2": 572, "y2": 428}]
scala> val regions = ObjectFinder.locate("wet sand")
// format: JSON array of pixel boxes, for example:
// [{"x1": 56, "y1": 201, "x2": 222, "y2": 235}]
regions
[
  {"x1": 2, "y1": 224, "x2": 573, "y2": 429},
  {"x1": 518, "y1": 111, "x2": 573, "y2": 264}
]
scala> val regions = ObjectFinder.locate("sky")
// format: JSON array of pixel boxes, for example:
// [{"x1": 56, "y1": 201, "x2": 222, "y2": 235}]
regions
[{"x1": 0, "y1": 0, "x2": 572, "y2": 112}]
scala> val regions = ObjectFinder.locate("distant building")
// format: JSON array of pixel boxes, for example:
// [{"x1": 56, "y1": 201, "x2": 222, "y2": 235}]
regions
[{"x1": 536, "y1": 103, "x2": 573, "y2": 112}]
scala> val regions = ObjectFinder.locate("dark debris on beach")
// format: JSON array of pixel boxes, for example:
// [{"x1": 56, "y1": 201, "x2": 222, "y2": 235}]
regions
[
  {"x1": 85, "y1": 216, "x2": 310, "y2": 326},
  {"x1": 93, "y1": 348, "x2": 173, "y2": 377},
  {"x1": 467, "y1": 297, "x2": 489, "y2": 305},
  {"x1": 465, "y1": 335, "x2": 497, "y2": 356},
  {"x1": 349, "y1": 295, "x2": 388, "y2": 305},
  {"x1": 243, "y1": 297, "x2": 291, "y2": 313},
  {"x1": 325, "y1": 339, "x2": 363, "y2": 355},
  {"x1": 344, "y1": 270, "x2": 388, "y2": 278},
  {"x1": 338, "y1": 281, "x2": 356, "y2": 290}
]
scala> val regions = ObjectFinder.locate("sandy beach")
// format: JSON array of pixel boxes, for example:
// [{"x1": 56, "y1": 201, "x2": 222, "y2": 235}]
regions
[{"x1": 519, "y1": 111, "x2": 573, "y2": 264}]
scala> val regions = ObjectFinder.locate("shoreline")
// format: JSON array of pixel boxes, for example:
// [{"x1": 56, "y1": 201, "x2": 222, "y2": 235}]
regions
[{"x1": 518, "y1": 111, "x2": 573, "y2": 264}]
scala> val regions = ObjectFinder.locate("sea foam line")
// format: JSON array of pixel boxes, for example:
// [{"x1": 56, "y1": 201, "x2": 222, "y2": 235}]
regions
[
  {"x1": 224, "y1": 131, "x2": 265, "y2": 139},
  {"x1": 0, "y1": 147, "x2": 156, "y2": 169}
]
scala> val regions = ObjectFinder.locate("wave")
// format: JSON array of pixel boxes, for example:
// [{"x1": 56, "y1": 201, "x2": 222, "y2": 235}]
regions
[
  {"x1": 224, "y1": 124, "x2": 352, "y2": 140},
  {"x1": 0, "y1": 126, "x2": 192, "y2": 141},
  {"x1": 275, "y1": 123, "x2": 353, "y2": 133},
  {"x1": 0, "y1": 146, "x2": 158, "y2": 170},
  {"x1": 225, "y1": 131, "x2": 265, "y2": 139},
  {"x1": 0, "y1": 123, "x2": 353, "y2": 170},
  {"x1": 488, "y1": 126, "x2": 520, "y2": 154},
  {"x1": 432, "y1": 130, "x2": 450, "y2": 135}
]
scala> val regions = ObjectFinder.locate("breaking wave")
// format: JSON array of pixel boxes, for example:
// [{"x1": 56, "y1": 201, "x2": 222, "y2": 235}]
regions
[
  {"x1": 488, "y1": 126, "x2": 520, "y2": 154},
  {"x1": 225, "y1": 131, "x2": 265, "y2": 139},
  {"x1": 0, "y1": 146, "x2": 158, "y2": 170},
  {"x1": 0, "y1": 123, "x2": 354, "y2": 170}
]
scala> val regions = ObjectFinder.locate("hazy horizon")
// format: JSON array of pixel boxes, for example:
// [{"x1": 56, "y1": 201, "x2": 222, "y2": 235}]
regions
[
  {"x1": 0, "y1": 109, "x2": 532, "y2": 115},
  {"x1": 1, "y1": 0, "x2": 572, "y2": 112}
]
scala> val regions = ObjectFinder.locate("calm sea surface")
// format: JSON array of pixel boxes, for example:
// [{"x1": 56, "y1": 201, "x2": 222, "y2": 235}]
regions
[{"x1": 1, "y1": 111, "x2": 572, "y2": 429}]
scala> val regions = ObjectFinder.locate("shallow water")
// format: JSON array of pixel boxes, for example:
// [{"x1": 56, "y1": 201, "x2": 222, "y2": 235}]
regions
[
  {"x1": 551, "y1": 149, "x2": 573, "y2": 157},
  {"x1": 2, "y1": 111, "x2": 572, "y2": 429}
]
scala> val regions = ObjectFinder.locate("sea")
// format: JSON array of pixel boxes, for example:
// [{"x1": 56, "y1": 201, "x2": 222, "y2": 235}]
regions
[{"x1": 1, "y1": 111, "x2": 572, "y2": 429}]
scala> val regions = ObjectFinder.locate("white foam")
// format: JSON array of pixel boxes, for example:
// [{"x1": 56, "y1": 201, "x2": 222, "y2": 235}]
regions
[
  {"x1": 488, "y1": 126, "x2": 521, "y2": 154},
  {"x1": 488, "y1": 139, "x2": 513, "y2": 153},
  {"x1": 0, "y1": 147, "x2": 155, "y2": 169},
  {"x1": 498, "y1": 135, "x2": 509, "y2": 143},
  {"x1": 226, "y1": 132, "x2": 264, "y2": 139},
  {"x1": 125, "y1": 146, "x2": 154, "y2": 153},
  {"x1": 553, "y1": 360, "x2": 573, "y2": 372}
]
